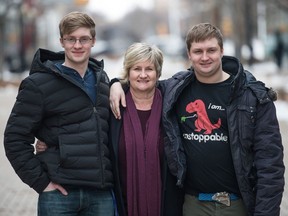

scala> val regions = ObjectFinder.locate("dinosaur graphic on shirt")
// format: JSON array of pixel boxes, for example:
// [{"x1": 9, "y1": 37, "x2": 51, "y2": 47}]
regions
[{"x1": 183, "y1": 99, "x2": 221, "y2": 134}]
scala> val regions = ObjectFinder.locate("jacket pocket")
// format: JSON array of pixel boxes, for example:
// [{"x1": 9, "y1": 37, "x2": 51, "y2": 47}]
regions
[
  {"x1": 36, "y1": 147, "x2": 61, "y2": 178},
  {"x1": 237, "y1": 105, "x2": 256, "y2": 148}
]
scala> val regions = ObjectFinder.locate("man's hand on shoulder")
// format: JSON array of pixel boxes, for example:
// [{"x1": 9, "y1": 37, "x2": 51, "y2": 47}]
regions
[{"x1": 109, "y1": 81, "x2": 126, "y2": 119}]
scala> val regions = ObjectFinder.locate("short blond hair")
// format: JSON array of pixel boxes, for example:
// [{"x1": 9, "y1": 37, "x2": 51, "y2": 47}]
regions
[{"x1": 59, "y1": 11, "x2": 96, "y2": 38}]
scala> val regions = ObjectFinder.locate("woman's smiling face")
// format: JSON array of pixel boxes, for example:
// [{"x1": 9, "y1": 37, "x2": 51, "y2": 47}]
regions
[{"x1": 128, "y1": 60, "x2": 158, "y2": 94}]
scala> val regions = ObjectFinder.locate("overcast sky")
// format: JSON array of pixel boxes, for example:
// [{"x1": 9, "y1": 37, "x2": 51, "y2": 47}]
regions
[{"x1": 86, "y1": 0, "x2": 153, "y2": 21}]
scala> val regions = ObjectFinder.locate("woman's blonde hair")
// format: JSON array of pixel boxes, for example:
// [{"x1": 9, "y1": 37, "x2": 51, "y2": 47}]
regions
[{"x1": 121, "y1": 42, "x2": 163, "y2": 83}]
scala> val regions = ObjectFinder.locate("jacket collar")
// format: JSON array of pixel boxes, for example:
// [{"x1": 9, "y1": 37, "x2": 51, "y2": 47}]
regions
[{"x1": 29, "y1": 48, "x2": 104, "y2": 75}]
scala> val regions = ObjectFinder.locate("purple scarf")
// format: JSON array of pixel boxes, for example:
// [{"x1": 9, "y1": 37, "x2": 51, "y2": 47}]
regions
[{"x1": 123, "y1": 89, "x2": 162, "y2": 216}]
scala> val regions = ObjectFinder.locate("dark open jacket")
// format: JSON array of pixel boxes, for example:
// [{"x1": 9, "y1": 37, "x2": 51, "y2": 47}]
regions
[
  {"x1": 4, "y1": 48, "x2": 113, "y2": 193},
  {"x1": 159, "y1": 56, "x2": 285, "y2": 216}
]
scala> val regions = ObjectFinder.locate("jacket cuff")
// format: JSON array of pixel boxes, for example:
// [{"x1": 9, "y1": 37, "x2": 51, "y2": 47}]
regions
[{"x1": 109, "y1": 78, "x2": 120, "y2": 88}]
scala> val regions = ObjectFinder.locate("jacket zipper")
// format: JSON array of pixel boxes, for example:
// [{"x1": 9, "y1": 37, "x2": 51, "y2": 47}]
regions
[{"x1": 59, "y1": 67, "x2": 107, "y2": 187}]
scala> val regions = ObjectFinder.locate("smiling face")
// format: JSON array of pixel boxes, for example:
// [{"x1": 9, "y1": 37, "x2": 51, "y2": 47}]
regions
[
  {"x1": 187, "y1": 37, "x2": 223, "y2": 83},
  {"x1": 128, "y1": 60, "x2": 158, "y2": 96},
  {"x1": 60, "y1": 27, "x2": 95, "y2": 68},
  {"x1": 185, "y1": 23, "x2": 226, "y2": 83}
]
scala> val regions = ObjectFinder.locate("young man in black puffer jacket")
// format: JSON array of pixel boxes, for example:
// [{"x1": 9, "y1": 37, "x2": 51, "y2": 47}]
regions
[{"x1": 4, "y1": 11, "x2": 115, "y2": 216}]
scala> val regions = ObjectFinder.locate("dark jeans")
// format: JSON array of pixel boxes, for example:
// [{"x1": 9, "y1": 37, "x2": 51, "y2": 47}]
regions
[{"x1": 38, "y1": 188, "x2": 115, "y2": 216}]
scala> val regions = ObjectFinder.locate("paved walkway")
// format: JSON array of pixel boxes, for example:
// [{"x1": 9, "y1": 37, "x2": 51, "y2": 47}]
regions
[
  {"x1": 0, "y1": 86, "x2": 37, "y2": 216},
  {"x1": 0, "y1": 67, "x2": 287, "y2": 215}
]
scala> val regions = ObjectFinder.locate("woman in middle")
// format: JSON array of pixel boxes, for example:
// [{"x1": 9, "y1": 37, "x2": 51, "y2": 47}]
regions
[{"x1": 110, "y1": 42, "x2": 183, "y2": 216}]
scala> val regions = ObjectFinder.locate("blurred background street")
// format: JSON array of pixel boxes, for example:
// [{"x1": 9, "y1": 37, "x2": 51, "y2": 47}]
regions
[{"x1": 1, "y1": 0, "x2": 288, "y2": 215}]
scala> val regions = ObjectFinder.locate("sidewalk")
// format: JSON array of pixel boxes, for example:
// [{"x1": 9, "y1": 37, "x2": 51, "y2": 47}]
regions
[{"x1": 0, "y1": 86, "x2": 37, "y2": 216}]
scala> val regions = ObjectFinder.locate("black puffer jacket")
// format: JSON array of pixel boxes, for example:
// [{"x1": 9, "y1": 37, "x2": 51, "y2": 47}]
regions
[
  {"x1": 159, "y1": 56, "x2": 284, "y2": 215},
  {"x1": 4, "y1": 48, "x2": 113, "y2": 193}
]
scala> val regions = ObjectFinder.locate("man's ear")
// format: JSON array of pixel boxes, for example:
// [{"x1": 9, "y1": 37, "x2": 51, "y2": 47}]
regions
[
  {"x1": 60, "y1": 38, "x2": 64, "y2": 48},
  {"x1": 187, "y1": 51, "x2": 191, "y2": 60},
  {"x1": 92, "y1": 38, "x2": 96, "y2": 47}
]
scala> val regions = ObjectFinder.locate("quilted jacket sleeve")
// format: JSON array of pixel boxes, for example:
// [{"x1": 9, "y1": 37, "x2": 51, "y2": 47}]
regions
[
  {"x1": 4, "y1": 77, "x2": 50, "y2": 193},
  {"x1": 253, "y1": 100, "x2": 284, "y2": 215}
]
